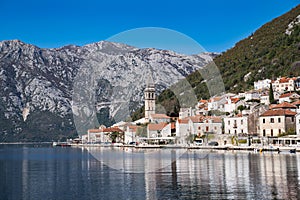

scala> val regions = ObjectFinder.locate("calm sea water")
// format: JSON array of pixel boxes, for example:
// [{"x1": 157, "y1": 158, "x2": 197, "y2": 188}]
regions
[{"x1": 1, "y1": 144, "x2": 300, "y2": 200}]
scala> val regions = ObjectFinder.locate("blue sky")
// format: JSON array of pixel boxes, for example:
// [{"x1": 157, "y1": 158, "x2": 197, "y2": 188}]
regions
[{"x1": 0, "y1": 0, "x2": 299, "y2": 54}]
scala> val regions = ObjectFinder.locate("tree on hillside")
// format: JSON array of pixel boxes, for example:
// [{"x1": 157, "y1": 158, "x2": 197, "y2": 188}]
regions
[{"x1": 269, "y1": 83, "x2": 275, "y2": 104}]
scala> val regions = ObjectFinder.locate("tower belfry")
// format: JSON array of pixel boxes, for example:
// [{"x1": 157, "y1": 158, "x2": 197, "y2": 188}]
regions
[{"x1": 145, "y1": 73, "x2": 155, "y2": 122}]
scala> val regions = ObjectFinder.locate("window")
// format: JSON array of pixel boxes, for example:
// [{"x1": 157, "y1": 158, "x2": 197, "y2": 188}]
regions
[
  {"x1": 198, "y1": 127, "x2": 201, "y2": 130},
  {"x1": 292, "y1": 117, "x2": 294, "y2": 122},
  {"x1": 228, "y1": 130, "x2": 230, "y2": 134},
  {"x1": 263, "y1": 129, "x2": 266, "y2": 137},
  {"x1": 241, "y1": 120, "x2": 243, "y2": 125},
  {"x1": 206, "y1": 126, "x2": 209, "y2": 132},
  {"x1": 271, "y1": 129, "x2": 273, "y2": 137},
  {"x1": 228, "y1": 120, "x2": 230, "y2": 125},
  {"x1": 279, "y1": 129, "x2": 281, "y2": 134},
  {"x1": 278, "y1": 118, "x2": 281, "y2": 123},
  {"x1": 263, "y1": 119, "x2": 265, "y2": 123},
  {"x1": 270, "y1": 118, "x2": 274, "y2": 123},
  {"x1": 241, "y1": 129, "x2": 243, "y2": 133}
]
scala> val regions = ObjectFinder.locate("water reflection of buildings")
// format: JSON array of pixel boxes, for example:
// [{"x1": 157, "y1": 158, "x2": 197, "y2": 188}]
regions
[
  {"x1": 141, "y1": 151, "x2": 300, "y2": 199},
  {"x1": 4, "y1": 147, "x2": 300, "y2": 199}
]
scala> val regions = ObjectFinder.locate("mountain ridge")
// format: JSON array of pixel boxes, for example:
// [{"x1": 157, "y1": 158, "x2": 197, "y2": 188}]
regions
[{"x1": 0, "y1": 39, "x2": 215, "y2": 142}]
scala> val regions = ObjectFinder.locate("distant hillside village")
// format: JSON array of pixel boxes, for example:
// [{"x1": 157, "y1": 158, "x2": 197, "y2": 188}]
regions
[{"x1": 80, "y1": 76, "x2": 300, "y2": 147}]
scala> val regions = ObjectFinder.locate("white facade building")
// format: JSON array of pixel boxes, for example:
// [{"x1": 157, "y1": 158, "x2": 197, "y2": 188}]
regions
[
  {"x1": 260, "y1": 95, "x2": 270, "y2": 105},
  {"x1": 224, "y1": 115, "x2": 249, "y2": 135},
  {"x1": 272, "y1": 77, "x2": 296, "y2": 94},
  {"x1": 254, "y1": 79, "x2": 271, "y2": 90},
  {"x1": 176, "y1": 118, "x2": 189, "y2": 145},
  {"x1": 179, "y1": 107, "x2": 193, "y2": 119},
  {"x1": 245, "y1": 91, "x2": 260, "y2": 101}
]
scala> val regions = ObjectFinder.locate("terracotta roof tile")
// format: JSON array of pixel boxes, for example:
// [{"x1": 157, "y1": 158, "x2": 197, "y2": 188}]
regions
[
  {"x1": 178, "y1": 118, "x2": 189, "y2": 124},
  {"x1": 271, "y1": 102, "x2": 297, "y2": 109},
  {"x1": 148, "y1": 123, "x2": 168, "y2": 131},
  {"x1": 150, "y1": 114, "x2": 170, "y2": 119},
  {"x1": 231, "y1": 97, "x2": 240, "y2": 104},
  {"x1": 279, "y1": 92, "x2": 298, "y2": 98},
  {"x1": 260, "y1": 109, "x2": 296, "y2": 117}
]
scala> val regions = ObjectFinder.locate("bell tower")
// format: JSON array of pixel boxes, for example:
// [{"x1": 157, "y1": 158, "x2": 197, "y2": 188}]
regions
[{"x1": 145, "y1": 75, "x2": 155, "y2": 122}]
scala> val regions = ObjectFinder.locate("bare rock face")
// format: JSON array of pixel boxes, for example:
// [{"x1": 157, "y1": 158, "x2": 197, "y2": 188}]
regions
[{"x1": 0, "y1": 40, "x2": 216, "y2": 141}]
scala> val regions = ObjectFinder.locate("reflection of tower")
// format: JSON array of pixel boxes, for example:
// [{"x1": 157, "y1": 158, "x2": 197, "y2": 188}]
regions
[{"x1": 145, "y1": 74, "x2": 155, "y2": 122}]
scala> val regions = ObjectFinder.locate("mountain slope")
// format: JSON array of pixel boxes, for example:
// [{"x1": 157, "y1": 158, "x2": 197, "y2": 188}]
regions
[
  {"x1": 181, "y1": 5, "x2": 300, "y2": 101},
  {"x1": 0, "y1": 40, "x2": 214, "y2": 142}
]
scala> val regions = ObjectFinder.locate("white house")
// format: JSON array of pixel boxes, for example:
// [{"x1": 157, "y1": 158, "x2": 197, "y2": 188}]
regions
[
  {"x1": 244, "y1": 91, "x2": 260, "y2": 101},
  {"x1": 188, "y1": 115, "x2": 222, "y2": 136},
  {"x1": 272, "y1": 77, "x2": 297, "y2": 94},
  {"x1": 124, "y1": 125, "x2": 138, "y2": 144},
  {"x1": 179, "y1": 107, "x2": 194, "y2": 119},
  {"x1": 196, "y1": 100, "x2": 209, "y2": 116},
  {"x1": 254, "y1": 79, "x2": 271, "y2": 90},
  {"x1": 207, "y1": 96, "x2": 226, "y2": 111},
  {"x1": 224, "y1": 115, "x2": 249, "y2": 135},
  {"x1": 176, "y1": 118, "x2": 189, "y2": 145},
  {"x1": 198, "y1": 117, "x2": 223, "y2": 135},
  {"x1": 87, "y1": 127, "x2": 124, "y2": 143},
  {"x1": 147, "y1": 122, "x2": 168, "y2": 138},
  {"x1": 278, "y1": 92, "x2": 300, "y2": 103},
  {"x1": 224, "y1": 97, "x2": 242, "y2": 113},
  {"x1": 260, "y1": 95, "x2": 270, "y2": 105}
]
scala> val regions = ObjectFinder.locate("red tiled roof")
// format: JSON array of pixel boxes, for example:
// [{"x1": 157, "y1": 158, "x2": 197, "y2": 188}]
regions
[
  {"x1": 199, "y1": 99, "x2": 208, "y2": 104},
  {"x1": 128, "y1": 125, "x2": 139, "y2": 132},
  {"x1": 189, "y1": 115, "x2": 205, "y2": 123},
  {"x1": 279, "y1": 92, "x2": 298, "y2": 98},
  {"x1": 260, "y1": 109, "x2": 296, "y2": 117},
  {"x1": 231, "y1": 97, "x2": 240, "y2": 104},
  {"x1": 189, "y1": 115, "x2": 222, "y2": 123},
  {"x1": 178, "y1": 118, "x2": 189, "y2": 124},
  {"x1": 102, "y1": 127, "x2": 124, "y2": 133},
  {"x1": 150, "y1": 114, "x2": 170, "y2": 119},
  {"x1": 148, "y1": 123, "x2": 168, "y2": 131},
  {"x1": 89, "y1": 127, "x2": 124, "y2": 133},
  {"x1": 88, "y1": 129, "x2": 102, "y2": 133},
  {"x1": 292, "y1": 100, "x2": 300, "y2": 105},
  {"x1": 236, "y1": 113, "x2": 243, "y2": 117},
  {"x1": 271, "y1": 102, "x2": 297, "y2": 109},
  {"x1": 208, "y1": 97, "x2": 222, "y2": 102}
]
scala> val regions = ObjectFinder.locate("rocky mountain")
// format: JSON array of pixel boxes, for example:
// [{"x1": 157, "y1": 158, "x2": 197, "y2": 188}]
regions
[{"x1": 0, "y1": 40, "x2": 215, "y2": 142}]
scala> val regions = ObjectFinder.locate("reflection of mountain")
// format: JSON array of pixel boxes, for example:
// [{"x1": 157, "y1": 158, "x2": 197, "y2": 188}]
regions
[{"x1": 0, "y1": 40, "x2": 215, "y2": 141}]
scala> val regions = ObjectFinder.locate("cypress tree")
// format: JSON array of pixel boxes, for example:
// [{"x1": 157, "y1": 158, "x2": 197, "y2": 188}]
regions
[{"x1": 269, "y1": 83, "x2": 275, "y2": 104}]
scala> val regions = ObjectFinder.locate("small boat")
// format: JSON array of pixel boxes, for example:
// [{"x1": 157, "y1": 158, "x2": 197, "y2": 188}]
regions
[
  {"x1": 289, "y1": 149, "x2": 296, "y2": 153},
  {"x1": 52, "y1": 142, "x2": 71, "y2": 147}
]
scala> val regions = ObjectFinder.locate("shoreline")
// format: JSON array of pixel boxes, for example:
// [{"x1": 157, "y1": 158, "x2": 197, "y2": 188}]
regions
[
  {"x1": 69, "y1": 143, "x2": 300, "y2": 153},
  {"x1": 1, "y1": 142, "x2": 299, "y2": 153},
  {"x1": 0, "y1": 142, "x2": 52, "y2": 145}
]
